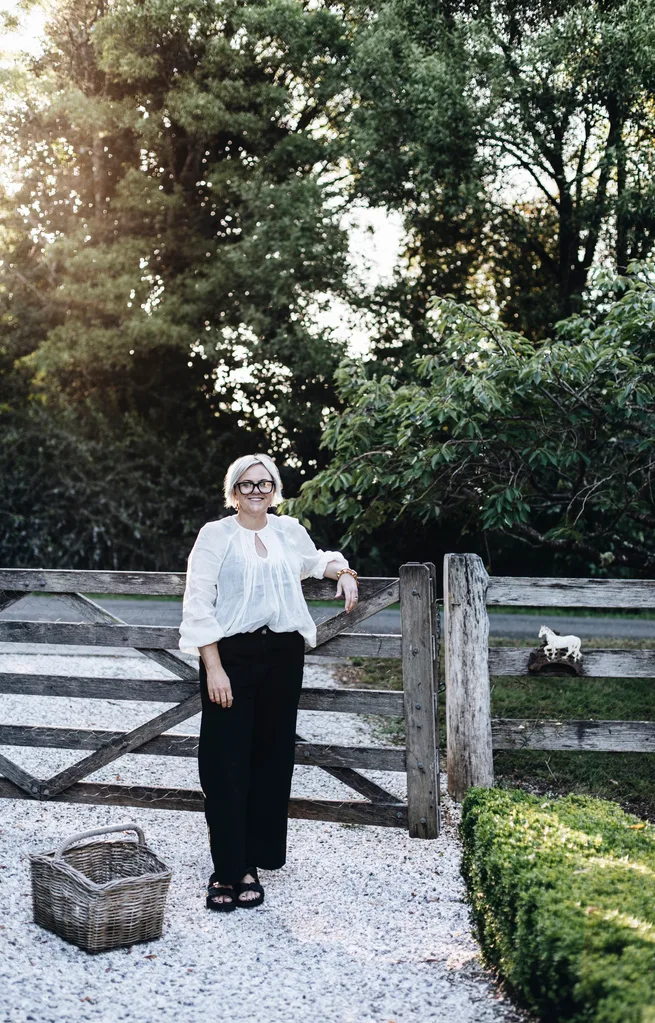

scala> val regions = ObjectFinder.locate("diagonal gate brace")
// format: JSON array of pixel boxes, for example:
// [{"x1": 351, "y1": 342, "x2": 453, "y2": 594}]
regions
[
  {"x1": 0, "y1": 751, "x2": 42, "y2": 798},
  {"x1": 294, "y1": 734, "x2": 400, "y2": 804},
  {"x1": 40, "y1": 691, "x2": 201, "y2": 799}
]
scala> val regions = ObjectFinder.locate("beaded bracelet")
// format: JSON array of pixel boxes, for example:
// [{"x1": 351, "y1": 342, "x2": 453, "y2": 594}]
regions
[{"x1": 335, "y1": 567, "x2": 358, "y2": 584}]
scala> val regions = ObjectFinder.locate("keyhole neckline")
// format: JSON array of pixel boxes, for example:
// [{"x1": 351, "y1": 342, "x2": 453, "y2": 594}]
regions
[{"x1": 254, "y1": 533, "x2": 269, "y2": 560}]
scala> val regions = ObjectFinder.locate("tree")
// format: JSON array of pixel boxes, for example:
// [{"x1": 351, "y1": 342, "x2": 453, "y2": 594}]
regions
[
  {"x1": 0, "y1": 0, "x2": 356, "y2": 565},
  {"x1": 348, "y1": 0, "x2": 655, "y2": 342},
  {"x1": 287, "y1": 264, "x2": 655, "y2": 574}
]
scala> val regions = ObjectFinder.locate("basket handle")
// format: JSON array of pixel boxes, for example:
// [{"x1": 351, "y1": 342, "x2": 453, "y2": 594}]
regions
[{"x1": 54, "y1": 824, "x2": 146, "y2": 860}]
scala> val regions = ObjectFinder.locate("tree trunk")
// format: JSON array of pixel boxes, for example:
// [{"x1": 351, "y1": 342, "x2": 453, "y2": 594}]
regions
[
  {"x1": 91, "y1": 136, "x2": 105, "y2": 218},
  {"x1": 616, "y1": 128, "x2": 627, "y2": 274}
]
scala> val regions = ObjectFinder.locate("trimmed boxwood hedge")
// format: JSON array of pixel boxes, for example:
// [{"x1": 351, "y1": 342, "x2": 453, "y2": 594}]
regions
[{"x1": 461, "y1": 789, "x2": 655, "y2": 1022}]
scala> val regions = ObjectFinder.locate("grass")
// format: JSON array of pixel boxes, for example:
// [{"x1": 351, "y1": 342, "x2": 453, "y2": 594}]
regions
[
  {"x1": 338, "y1": 641, "x2": 655, "y2": 822},
  {"x1": 335, "y1": 658, "x2": 406, "y2": 749}
]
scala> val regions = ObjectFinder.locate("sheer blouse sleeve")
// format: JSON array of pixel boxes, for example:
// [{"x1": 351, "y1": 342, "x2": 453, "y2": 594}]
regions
[
  {"x1": 178, "y1": 523, "x2": 227, "y2": 655},
  {"x1": 286, "y1": 517, "x2": 349, "y2": 581}
]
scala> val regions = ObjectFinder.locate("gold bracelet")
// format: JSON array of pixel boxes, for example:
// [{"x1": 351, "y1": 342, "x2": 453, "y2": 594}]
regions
[{"x1": 336, "y1": 567, "x2": 358, "y2": 583}]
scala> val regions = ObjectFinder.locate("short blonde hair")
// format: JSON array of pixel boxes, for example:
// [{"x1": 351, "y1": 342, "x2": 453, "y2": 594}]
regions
[{"x1": 223, "y1": 453, "x2": 283, "y2": 510}]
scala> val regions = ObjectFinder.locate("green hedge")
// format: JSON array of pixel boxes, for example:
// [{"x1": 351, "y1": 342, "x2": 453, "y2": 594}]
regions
[{"x1": 460, "y1": 789, "x2": 655, "y2": 1022}]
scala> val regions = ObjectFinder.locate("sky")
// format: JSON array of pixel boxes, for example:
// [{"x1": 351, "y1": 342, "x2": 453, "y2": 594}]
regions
[
  {"x1": 0, "y1": 0, "x2": 407, "y2": 357},
  {"x1": 316, "y1": 204, "x2": 405, "y2": 356},
  {"x1": 0, "y1": 0, "x2": 46, "y2": 57}
]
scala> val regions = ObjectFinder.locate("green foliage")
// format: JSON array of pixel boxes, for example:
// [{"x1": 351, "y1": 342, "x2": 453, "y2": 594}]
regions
[
  {"x1": 18, "y1": 0, "x2": 352, "y2": 430},
  {"x1": 5, "y1": 0, "x2": 655, "y2": 571},
  {"x1": 348, "y1": 0, "x2": 655, "y2": 339},
  {"x1": 0, "y1": 401, "x2": 258, "y2": 568},
  {"x1": 289, "y1": 264, "x2": 655, "y2": 572},
  {"x1": 0, "y1": 0, "x2": 356, "y2": 565},
  {"x1": 461, "y1": 789, "x2": 655, "y2": 1021}
]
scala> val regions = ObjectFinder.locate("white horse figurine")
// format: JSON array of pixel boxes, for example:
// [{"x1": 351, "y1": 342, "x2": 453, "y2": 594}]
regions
[{"x1": 538, "y1": 625, "x2": 582, "y2": 662}]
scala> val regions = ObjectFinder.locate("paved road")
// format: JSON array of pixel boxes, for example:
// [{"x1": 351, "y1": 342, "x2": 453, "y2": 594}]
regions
[
  {"x1": 1, "y1": 595, "x2": 653, "y2": 639},
  {"x1": 362, "y1": 609, "x2": 655, "y2": 640}
]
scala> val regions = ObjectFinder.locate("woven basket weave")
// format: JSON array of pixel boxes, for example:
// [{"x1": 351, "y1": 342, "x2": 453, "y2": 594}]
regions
[{"x1": 29, "y1": 823, "x2": 172, "y2": 953}]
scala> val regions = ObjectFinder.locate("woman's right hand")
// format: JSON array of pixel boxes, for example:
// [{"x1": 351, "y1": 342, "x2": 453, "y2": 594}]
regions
[{"x1": 206, "y1": 667, "x2": 233, "y2": 708}]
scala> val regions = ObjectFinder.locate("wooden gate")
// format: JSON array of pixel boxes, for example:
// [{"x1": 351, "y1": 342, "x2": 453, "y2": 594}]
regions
[{"x1": 0, "y1": 561, "x2": 441, "y2": 838}]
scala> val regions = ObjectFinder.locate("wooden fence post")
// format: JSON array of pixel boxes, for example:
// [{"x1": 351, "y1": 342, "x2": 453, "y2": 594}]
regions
[
  {"x1": 443, "y1": 553, "x2": 494, "y2": 801},
  {"x1": 400, "y1": 563, "x2": 440, "y2": 838},
  {"x1": 426, "y1": 561, "x2": 442, "y2": 832}
]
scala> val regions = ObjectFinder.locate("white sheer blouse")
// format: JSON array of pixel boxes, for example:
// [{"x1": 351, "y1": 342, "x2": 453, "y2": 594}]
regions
[{"x1": 178, "y1": 514, "x2": 349, "y2": 655}]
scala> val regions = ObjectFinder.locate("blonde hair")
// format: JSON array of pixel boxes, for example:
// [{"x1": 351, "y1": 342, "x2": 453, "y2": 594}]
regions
[{"x1": 223, "y1": 454, "x2": 283, "y2": 510}]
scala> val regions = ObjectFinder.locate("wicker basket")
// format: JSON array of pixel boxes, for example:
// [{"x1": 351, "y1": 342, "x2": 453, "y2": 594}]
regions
[{"x1": 29, "y1": 823, "x2": 172, "y2": 953}]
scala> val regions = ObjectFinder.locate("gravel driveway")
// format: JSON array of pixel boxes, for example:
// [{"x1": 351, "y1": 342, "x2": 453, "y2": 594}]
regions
[{"x1": 0, "y1": 647, "x2": 526, "y2": 1023}]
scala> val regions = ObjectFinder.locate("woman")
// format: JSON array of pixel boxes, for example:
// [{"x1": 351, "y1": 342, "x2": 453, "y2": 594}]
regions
[{"x1": 179, "y1": 453, "x2": 358, "y2": 911}]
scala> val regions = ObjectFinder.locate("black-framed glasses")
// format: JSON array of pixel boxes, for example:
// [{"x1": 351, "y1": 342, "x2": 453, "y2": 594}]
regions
[{"x1": 235, "y1": 479, "x2": 275, "y2": 495}]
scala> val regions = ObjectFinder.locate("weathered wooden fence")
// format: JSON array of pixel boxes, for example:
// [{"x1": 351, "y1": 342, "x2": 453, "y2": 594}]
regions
[
  {"x1": 444, "y1": 553, "x2": 655, "y2": 800},
  {"x1": 0, "y1": 562, "x2": 441, "y2": 838}
]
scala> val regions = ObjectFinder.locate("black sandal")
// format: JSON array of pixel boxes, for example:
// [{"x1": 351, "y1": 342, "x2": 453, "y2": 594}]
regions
[
  {"x1": 235, "y1": 867, "x2": 265, "y2": 908},
  {"x1": 206, "y1": 873, "x2": 237, "y2": 912}
]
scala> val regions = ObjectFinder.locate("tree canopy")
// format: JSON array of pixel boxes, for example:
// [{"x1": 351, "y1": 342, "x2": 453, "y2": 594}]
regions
[
  {"x1": 287, "y1": 264, "x2": 655, "y2": 574},
  {"x1": 348, "y1": 0, "x2": 655, "y2": 344},
  {"x1": 3, "y1": 0, "x2": 655, "y2": 573},
  {"x1": 0, "y1": 0, "x2": 355, "y2": 566}
]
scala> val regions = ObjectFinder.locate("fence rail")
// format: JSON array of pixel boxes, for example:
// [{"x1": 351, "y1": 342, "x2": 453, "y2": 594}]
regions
[
  {"x1": 492, "y1": 719, "x2": 655, "y2": 753},
  {"x1": 486, "y1": 576, "x2": 655, "y2": 608},
  {"x1": 0, "y1": 571, "x2": 393, "y2": 600},
  {"x1": 0, "y1": 562, "x2": 441, "y2": 837},
  {"x1": 0, "y1": 622, "x2": 402, "y2": 660},
  {"x1": 0, "y1": 778, "x2": 409, "y2": 827},
  {"x1": 488, "y1": 647, "x2": 655, "y2": 677},
  {"x1": 444, "y1": 554, "x2": 655, "y2": 799}
]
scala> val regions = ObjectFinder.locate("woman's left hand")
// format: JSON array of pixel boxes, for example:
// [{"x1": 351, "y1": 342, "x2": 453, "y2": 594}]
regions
[{"x1": 336, "y1": 573, "x2": 358, "y2": 613}]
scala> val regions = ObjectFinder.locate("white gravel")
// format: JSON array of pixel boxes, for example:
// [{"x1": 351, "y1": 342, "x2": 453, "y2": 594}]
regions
[{"x1": 0, "y1": 646, "x2": 526, "y2": 1023}]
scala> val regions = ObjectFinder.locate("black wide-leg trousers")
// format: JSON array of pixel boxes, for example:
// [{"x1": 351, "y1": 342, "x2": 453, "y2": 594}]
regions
[{"x1": 198, "y1": 627, "x2": 305, "y2": 882}]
